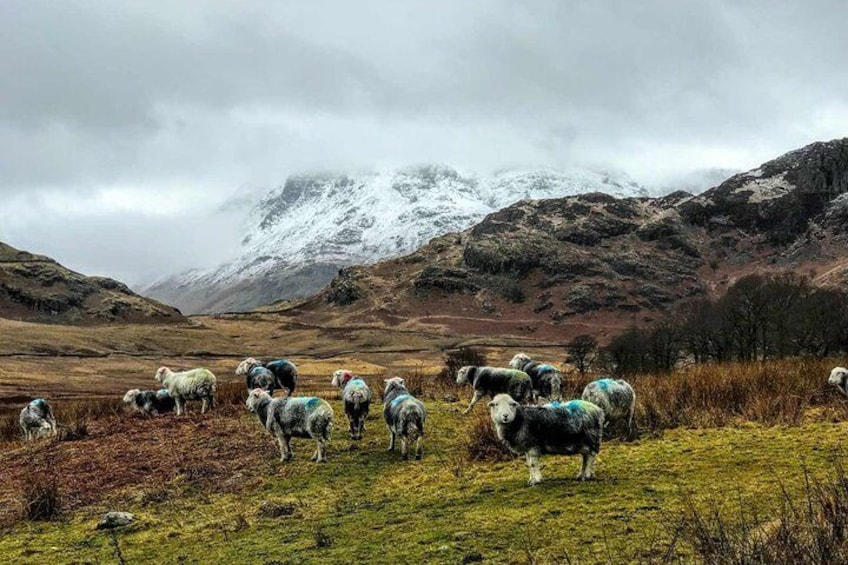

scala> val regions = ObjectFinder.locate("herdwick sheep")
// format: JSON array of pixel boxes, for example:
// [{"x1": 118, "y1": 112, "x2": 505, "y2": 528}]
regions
[
  {"x1": 456, "y1": 366, "x2": 533, "y2": 414},
  {"x1": 509, "y1": 353, "x2": 564, "y2": 402},
  {"x1": 265, "y1": 359, "x2": 299, "y2": 396},
  {"x1": 488, "y1": 395, "x2": 604, "y2": 484},
  {"x1": 829, "y1": 367, "x2": 848, "y2": 397},
  {"x1": 331, "y1": 370, "x2": 372, "y2": 440},
  {"x1": 19, "y1": 398, "x2": 57, "y2": 441},
  {"x1": 235, "y1": 359, "x2": 276, "y2": 394},
  {"x1": 246, "y1": 389, "x2": 334, "y2": 462},
  {"x1": 154, "y1": 366, "x2": 217, "y2": 415},
  {"x1": 382, "y1": 377, "x2": 426, "y2": 460},
  {"x1": 122, "y1": 388, "x2": 176, "y2": 417},
  {"x1": 581, "y1": 378, "x2": 636, "y2": 436}
]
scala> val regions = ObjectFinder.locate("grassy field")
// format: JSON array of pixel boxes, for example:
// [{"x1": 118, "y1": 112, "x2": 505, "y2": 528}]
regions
[{"x1": 1, "y1": 317, "x2": 848, "y2": 563}]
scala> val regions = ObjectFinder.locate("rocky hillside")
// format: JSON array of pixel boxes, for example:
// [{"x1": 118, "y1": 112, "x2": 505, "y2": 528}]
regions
[
  {"x1": 275, "y1": 139, "x2": 848, "y2": 341},
  {"x1": 0, "y1": 242, "x2": 185, "y2": 325},
  {"x1": 143, "y1": 166, "x2": 649, "y2": 314}
]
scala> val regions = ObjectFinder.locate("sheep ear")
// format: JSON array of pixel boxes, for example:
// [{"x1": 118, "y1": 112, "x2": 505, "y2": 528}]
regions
[
  {"x1": 384, "y1": 379, "x2": 391, "y2": 385},
  {"x1": 487, "y1": 401, "x2": 495, "y2": 407}
]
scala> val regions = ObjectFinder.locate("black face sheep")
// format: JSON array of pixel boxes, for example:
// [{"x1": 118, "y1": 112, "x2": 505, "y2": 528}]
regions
[
  {"x1": 246, "y1": 389, "x2": 334, "y2": 463},
  {"x1": 455, "y1": 366, "x2": 533, "y2": 414},
  {"x1": 581, "y1": 378, "x2": 636, "y2": 436},
  {"x1": 829, "y1": 367, "x2": 848, "y2": 397},
  {"x1": 235, "y1": 358, "x2": 276, "y2": 394},
  {"x1": 122, "y1": 388, "x2": 176, "y2": 417},
  {"x1": 264, "y1": 359, "x2": 299, "y2": 396},
  {"x1": 19, "y1": 398, "x2": 57, "y2": 440},
  {"x1": 509, "y1": 353, "x2": 563, "y2": 402},
  {"x1": 382, "y1": 377, "x2": 426, "y2": 460},
  {"x1": 488, "y1": 394, "x2": 604, "y2": 484},
  {"x1": 331, "y1": 370, "x2": 372, "y2": 440},
  {"x1": 154, "y1": 366, "x2": 217, "y2": 415}
]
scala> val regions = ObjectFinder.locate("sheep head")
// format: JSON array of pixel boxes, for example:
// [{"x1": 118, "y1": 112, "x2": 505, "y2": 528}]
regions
[
  {"x1": 829, "y1": 367, "x2": 848, "y2": 397},
  {"x1": 236, "y1": 358, "x2": 261, "y2": 376},
  {"x1": 489, "y1": 393, "x2": 520, "y2": 425},
  {"x1": 245, "y1": 388, "x2": 269, "y2": 412},
  {"x1": 122, "y1": 389, "x2": 141, "y2": 404},
  {"x1": 509, "y1": 353, "x2": 532, "y2": 370},
  {"x1": 154, "y1": 366, "x2": 171, "y2": 384}
]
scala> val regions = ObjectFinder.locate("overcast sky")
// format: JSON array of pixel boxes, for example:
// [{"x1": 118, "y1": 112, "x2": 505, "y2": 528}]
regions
[{"x1": 2, "y1": 1, "x2": 847, "y2": 284}]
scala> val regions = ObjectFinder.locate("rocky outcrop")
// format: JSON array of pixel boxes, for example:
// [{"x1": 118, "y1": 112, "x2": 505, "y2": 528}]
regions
[{"x1": 0, "y1": 242, "x2": 184, "y2": 325}]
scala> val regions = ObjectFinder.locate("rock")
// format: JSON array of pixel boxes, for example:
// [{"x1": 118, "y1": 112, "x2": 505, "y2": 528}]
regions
[
  {"x1": 462, "y1": 552, "x2": 484, "y2": 563},
  {"x1": 96, "y1": 512, "x2": 135, "y2": 530}
]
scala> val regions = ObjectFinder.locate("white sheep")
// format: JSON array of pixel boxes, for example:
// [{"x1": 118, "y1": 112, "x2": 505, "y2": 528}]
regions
[
  {"x1": 829, "y1": 367, "x2": 848, "y2": 397},
  {"x1": 154, "y1": 366, "x2": 217, "y2": 415},
  {"x1": 19, "y1": 398, "x2": 57, "y2": 441},
  {"x1": 581, "y1": 378, "x2": 636, "y2": 437}
]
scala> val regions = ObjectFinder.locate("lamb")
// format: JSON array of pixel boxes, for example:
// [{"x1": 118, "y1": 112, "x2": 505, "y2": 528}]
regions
[
  {"x1": 488, "y1": 394, "x2": 604, "y2": 484},
  {"x1": 455, "y1": 366, "x2": 533, "y2": 414},
  {"x1": 331, "y1": 370, "x2": 372, "y2": 440},
  {"x1": 509, "y1": 352, "x2": 564, "y2": 402},
  {"x1": 581, "y1": 378, "x2": 636, "y2": 436},
  {"x1": 235, "y1": 358, "x2": 276, "y2": 394},
  {"x1": 122, "y1": 388, "x2": 176, "y2": 417},
  {"x1": 829, "y1": 367, "x2": 848, "y2": 397},
  {"x1": 19, "y1": 398, "x2": 57, "y2": 441},
  {"x1": 382, "y1": 377, "x2": 426, "y2": 460},
  {"x1": 154, "y1": 366, "x2": 217, "y2": 415},
  {"x1": 246, "y1": 389, "x2": 334, "y2": 462}
]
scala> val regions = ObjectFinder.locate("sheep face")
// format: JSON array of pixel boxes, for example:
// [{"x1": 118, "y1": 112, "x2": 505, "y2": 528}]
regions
[
  {"x1": 331, "y1": 370, "x2": 352, "y2": 388},
  {"x1": 488, "y1": 393, "x2": 520, "y2": 424},
  {"x1": 509, "y1": 353, "x2": 531, "y2": 370},
  {"x1": 829, "y1": 367, "x2": 848, "y2": 395},
  {"x1": 245, "y1": 388, "x2": 268, "y2": 412},
  {"x1": 236, "y1": 358, "x2": 261, "y2": 376},
  {"x1": 383, "y1": 377, "x2": 406, "y2": 398},
  {"x1": 456, "y1": 366, "x2": 471, "y2": 385},
  {"x1": 122, "y1": 389, "x2": 141, "y2": 405},
  {"x1": 154, "y1": 367, "x2": 170, "y2": 384}
]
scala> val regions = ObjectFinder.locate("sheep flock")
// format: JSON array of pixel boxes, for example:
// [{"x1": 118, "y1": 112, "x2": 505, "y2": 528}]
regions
[{"x1": 12, "y1": 356, "x2": 848, "y2": 486}]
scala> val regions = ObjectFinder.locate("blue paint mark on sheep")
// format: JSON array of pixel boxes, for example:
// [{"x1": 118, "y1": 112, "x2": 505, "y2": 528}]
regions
[
  {"x1": 390, "y1": 394, "x2": 411, "y2": 409},
  {"x1": 348, "y1": 379, "x2": 366, "y2": 388},
  {"x1": 564, "y1": 400, "x2": 590, "y2": 414},
  {"x1": 596, "y1": 379, "x2": 615, "y2": 390},
  {"x1": 537, "y1": 364, "x2": 557, "y2": 373},
  {"x1": 546, "y1": 401, "x2": 564, "y2": 408}
]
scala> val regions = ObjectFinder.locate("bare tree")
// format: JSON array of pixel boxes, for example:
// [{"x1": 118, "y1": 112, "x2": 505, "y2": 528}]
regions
[{"x1": 567, "y1": 334, "x2": 598, "y2": 376}]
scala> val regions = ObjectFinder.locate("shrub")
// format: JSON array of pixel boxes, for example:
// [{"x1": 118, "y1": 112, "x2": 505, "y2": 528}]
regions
[
  {"x1": 21, "y1": 474, "x2": 61, "y2": 521},
  {"x1": 464, "y1": 409, "x2": 511, "y2": 462}
]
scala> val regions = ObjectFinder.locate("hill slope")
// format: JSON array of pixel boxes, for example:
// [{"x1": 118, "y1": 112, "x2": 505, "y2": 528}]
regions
[
  {"x1": 143, "y1": 166, "x2": 649, "y2": 314},
  {"x1": 275, "y1": 139, "x2": 848, "y2": 341},
  {"x1": 0, "y1": 241, "x2": 184, "y2": 325}
]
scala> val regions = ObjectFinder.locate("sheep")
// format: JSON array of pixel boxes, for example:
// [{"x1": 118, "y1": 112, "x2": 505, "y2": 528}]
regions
[
  {"x1": 581, "y1": 378, "x2": 636, "y2": 437},
  {"x1": 19, "y1": 398, "x2": 57, "y2": 441},
  {"x1": 246, "y1": 389, "x2": 334, "y2": 462},
  {"x1": 235, "y1": 358, "x2": 276, "y2": 394},
  {"x1": 264, "y1": 359, "x2": 298, "y2": 396},
  {"x1": 829, "y1": 367, "x2": 848, "y2": 397},
  {"x1": 488, "y1": 394, "x2": 604, "y2": 484},
  {"x1": 382, "y1": 377, "x2": 426, "y2": 460},
  {"x1": 455, "y1": 366, "x2": 533, "y2": 414},
  {"x1": 509, "y1": 352, "x2": 564, "y2": 402},
  {"x1": 331, "y1": 370, "x2": 372, "y2": 440},
  {"x1": 122, "y1": 388, "x2": 176, "y2": 417},
  {"x1": 154, "y1": 366, "x2": 217, "y2": 415}
]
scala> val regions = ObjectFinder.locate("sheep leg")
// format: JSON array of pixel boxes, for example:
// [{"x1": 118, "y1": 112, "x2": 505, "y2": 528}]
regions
[
  {"x1": 201, "y1": 397, "x2": 209, "y2": 414},
  {"x1": 463, "y1": 390, "x2": 484, "y2": 414},
  {"x1": 316, "y1": 439, "x2": 328, "y2": 463},
  {"x1": 400, "y1": 437, "x2": 409, "y2": 460},
  {"x1": 387, "y1": 429, "x2": 396, "y2": 451},
  {"x1": 175, "y1": 398, "x2": 184, "y2": 416},
  {"x1": 415, "y1": 437, "x2": 423, "y2": 460},
  {"x1": 282, "y1": 436, "x2": 293, "y2": 461},
  {"x1": 578, "y1": 452, "x2": 597, "y2": 480},
  {"x1": 526, "y1": 450, "x2": 542, "y2": 485},
  {"x1": 276, "y1": 437, "x2": 287, "y2": 461}
]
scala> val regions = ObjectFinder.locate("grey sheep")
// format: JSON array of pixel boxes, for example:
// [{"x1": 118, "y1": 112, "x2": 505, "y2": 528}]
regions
[
  {"x1": 331, "y1": 370, "x2": 372, "y2": 440},
  {"x1": 122, "y1": 388, "x2": 176, "y2": 417},
  {"x1": 829, "y1": 367, "x2": 848, "y2": 397},
  {"x1": 382, "y1": 377, "x2": 426, "y2": 460},
  {"x1": 246, "y1": 389, "x2": 334, "y2": 463},
  {"x1": 456, "y1": 366, "x2": 533, "y2": 414},
  {"x1": 154, "y1": 366, "x2": 217, "y2": 415},
  {"x1": 19, "y1": 398, "x2": 57, "y2": 441},
  {"x1": 488, "y1": 394, "x2": 604, "y2": 484},
  {"x1": 509, "y1": 352, "x2": 564, "y2": 402},
  {"x1": 581, "y1": 378, "x2": 636, "y2": 436},
  {"x1": 235, "y1": 358, "x2": 276, "y2": 394}
]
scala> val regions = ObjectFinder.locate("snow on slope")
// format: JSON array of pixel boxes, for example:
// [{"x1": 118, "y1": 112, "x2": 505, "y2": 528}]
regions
[{"x1": 143, "y1": 165, "x2": 649, "y2": 313}]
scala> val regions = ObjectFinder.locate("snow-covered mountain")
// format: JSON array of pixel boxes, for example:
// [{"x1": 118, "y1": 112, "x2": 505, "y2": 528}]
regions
[{"x1": 142, "y1": 165, "x2": 650, "y2": 314}]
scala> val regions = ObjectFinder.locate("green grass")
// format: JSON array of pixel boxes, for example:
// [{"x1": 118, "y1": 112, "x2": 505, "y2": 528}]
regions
[{"x1": 1, "y1": 399, "x2": 847, "y2": 564}]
